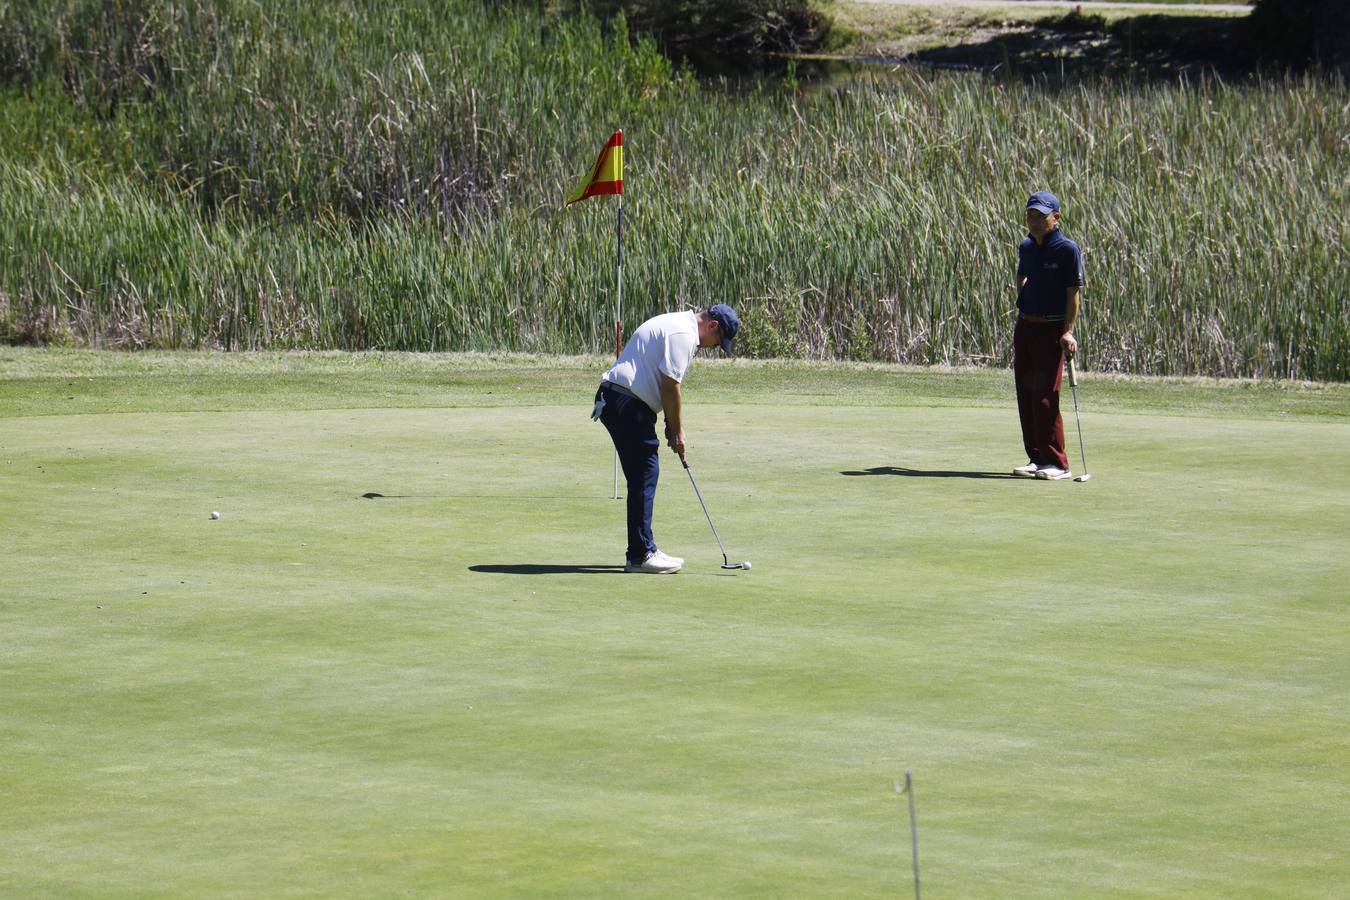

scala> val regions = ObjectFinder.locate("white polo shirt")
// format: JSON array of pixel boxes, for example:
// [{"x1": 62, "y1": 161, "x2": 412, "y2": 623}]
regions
[{"x1": 601, "y1": 310, "x2": 699, "y2": 413}]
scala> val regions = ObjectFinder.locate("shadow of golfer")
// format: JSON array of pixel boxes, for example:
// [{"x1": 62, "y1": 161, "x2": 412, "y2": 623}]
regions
[
  {"x1": 362, "y1": 492, "x2": 599, "y2": 501},
  {"x1": 468, "y1": 564, "x2": 627, "y2": 575},
  {"x1": 840, "y1": 466, "x2": 1013, "y2": 479}
]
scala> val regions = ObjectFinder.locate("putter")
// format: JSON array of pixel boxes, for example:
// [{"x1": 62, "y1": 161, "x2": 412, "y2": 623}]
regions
[
  {"x1": 681, "y1": 459, "x2": 751, "y2": 570},
  {"x1": 1067, "y1": 358, "x2": 1092, "y2": 482}
]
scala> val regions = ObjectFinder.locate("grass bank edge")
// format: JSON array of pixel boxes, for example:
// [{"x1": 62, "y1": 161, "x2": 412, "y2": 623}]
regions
[{"x1": 2, "y1": 348, "x2": 1347, "y2": 420}]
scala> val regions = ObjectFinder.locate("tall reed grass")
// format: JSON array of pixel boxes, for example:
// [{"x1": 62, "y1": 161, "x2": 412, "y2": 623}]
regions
[{"x1": 1, "y1": 0, "x2": 1346, "y2": 378}]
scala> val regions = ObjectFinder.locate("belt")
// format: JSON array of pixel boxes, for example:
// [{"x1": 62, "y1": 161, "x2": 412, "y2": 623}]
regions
[
  {"x1": 599, "y1": 380, "x2": 657, "y2": 415},
  {"x1": 1018, "y1": 313, "x2": 1064, "y2": 324},
  {"x1": 599, "y1": 380, "x2": 640, "y2": 401}
]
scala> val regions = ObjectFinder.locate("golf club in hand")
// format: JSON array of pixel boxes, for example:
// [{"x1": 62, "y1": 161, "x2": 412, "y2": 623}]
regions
[
  {"x1": 682, "y1": 459, "x2": 751, "y2": 570},
  {"x1": 1067, "y1": 358, "x2": 1092, "y2": 482}
]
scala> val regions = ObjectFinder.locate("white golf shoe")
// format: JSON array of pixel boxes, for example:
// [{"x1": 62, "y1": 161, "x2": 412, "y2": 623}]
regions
[
  {"x1": 625, "y1": 550, "x2": 682, "y2": 574},
  {"x1": 1012, "y1": 461, "x2": 1040, "y2": 477},
  {"x1": 1035, "y1": 465, "x2": 1073, "y2": 480}
]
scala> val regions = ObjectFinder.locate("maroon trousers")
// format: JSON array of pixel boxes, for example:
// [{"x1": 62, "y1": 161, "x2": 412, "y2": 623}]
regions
[{"x1": 1013, "y1": 318, "x2": 1069, "y2": 470}]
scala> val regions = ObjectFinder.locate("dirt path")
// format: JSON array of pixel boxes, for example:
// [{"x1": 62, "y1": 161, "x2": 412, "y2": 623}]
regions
[{"x1": 852, "y1": 0, "x2": 1250, "y2": 13}]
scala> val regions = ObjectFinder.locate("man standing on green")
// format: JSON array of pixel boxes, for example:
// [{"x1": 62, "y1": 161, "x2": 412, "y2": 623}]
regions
[
  {"x1": 592, "y1": 304, "x2": 741, "y2": 573},
  {"x1": 1011, "y1": 191, "x2": 1084, "y2": 480}
]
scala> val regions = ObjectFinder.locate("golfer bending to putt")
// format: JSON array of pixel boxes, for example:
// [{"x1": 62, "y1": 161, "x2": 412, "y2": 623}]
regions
[
  {"x1": 1011, "y1": 190, "x2": 1084, "y2": 481},
  {"x1": 593, "y1": 304, "x2": 741, "y2": 573}
]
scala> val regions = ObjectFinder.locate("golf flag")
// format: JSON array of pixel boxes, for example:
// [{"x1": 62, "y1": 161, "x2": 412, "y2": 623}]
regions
[
  {"x1": 565, "y1": 130, "x2": 627, "y2": 499},
  {"x1": 566, "y1": 130, "x2": 623, "y2": 204}
]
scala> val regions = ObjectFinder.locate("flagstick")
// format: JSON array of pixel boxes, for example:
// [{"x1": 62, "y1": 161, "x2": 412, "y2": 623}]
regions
[
  {"x1": 568, "y1": 131, "x2": 625, "y2": 501},
  {"x1": 894, "y1": 772, "x2": 921, "y2": 900},
  {"x1": 612, "y1": 193, "x2": 623, "y2": 500}
]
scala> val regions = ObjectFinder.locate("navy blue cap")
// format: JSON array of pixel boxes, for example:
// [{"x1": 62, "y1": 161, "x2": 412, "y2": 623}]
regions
[
  {"x1": 707, "y1": 304, "x2": 741, "y2": 354},
  {"x1": 1026, "y1": 191, "x2": 1060, "y2": 215}
]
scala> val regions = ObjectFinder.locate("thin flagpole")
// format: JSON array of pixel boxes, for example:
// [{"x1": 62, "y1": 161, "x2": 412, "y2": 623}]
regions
[
  {"x1": 612, "y1": 191, "x2": 623, "y2": 500},
  {"x1": 617, "y1": 192, "x2": 623, "y2": 355},
  {"x1": 894, "y1": 772, "x2": 920, "y2": 899},
  {"x1": 905, "y1": 772, "x2": 921, "y2": 899}
]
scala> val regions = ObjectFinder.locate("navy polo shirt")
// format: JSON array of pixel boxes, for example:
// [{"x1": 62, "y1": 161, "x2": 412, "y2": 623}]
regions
[{"x1": 1017, "y1": 229, "x2": 1084, "y2": 318}]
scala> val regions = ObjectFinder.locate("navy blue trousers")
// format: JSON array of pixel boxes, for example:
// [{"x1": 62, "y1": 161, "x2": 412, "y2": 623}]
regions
[{"x1": 596, "y1": 385, "x2": 660, "y2": 563}]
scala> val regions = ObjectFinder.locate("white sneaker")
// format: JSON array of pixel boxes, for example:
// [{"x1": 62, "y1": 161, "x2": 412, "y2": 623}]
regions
[
  {"x1": 1035, "y1": 465, "x2": 1072, "y2": 481},
  {"x1": 1012, "y1": 461, "x2": 1040, "y2": 477},
  {"x1": 625, "y1": 550, "x2": 682, "y2": 574},
  {"x1": 650, "y1": 549, "x2": 684, "y2": 568}
]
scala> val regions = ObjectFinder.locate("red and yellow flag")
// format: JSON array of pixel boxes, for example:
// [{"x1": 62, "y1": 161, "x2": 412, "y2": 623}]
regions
[{"x1": 566, "y1": 130, "x2": 623, "y2": 204}]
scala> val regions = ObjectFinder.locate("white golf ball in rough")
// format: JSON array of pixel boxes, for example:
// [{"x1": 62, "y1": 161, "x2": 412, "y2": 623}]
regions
[
  {"x1": 210, "y1": 511, "x2": 220, "y2": 520},
  {"x1": 743, "y1": 561, "x2": 752, "y2": 570}
]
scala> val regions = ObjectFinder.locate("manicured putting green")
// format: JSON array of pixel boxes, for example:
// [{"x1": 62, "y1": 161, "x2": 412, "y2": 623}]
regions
[{"x1": 1, "y1": 351, "x2": 1346, "y2": 897}]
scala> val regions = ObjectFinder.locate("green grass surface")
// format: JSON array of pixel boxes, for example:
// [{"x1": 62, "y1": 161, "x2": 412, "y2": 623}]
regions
[{"x1": 2, "y1": 350, "x2": 1348, "y2": 897}]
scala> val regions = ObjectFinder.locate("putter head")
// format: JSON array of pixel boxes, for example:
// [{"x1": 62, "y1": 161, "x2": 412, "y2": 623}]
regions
[
  {"x1": 721, "y1": 562, "x2": 748, "y2": 570},
  {"x1": 1074, "y1": 473, "x2": 1092, "y2": 482}
]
